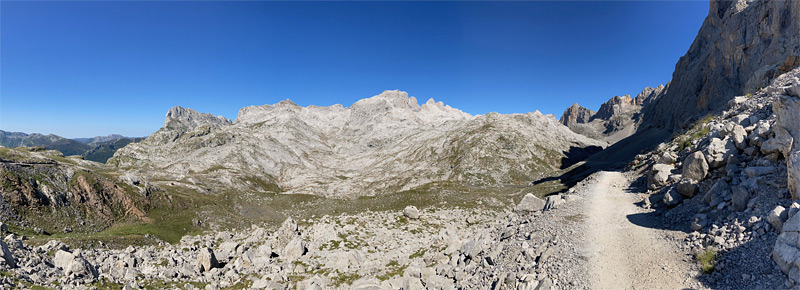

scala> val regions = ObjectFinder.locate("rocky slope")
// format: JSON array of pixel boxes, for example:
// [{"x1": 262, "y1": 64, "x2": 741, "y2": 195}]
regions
[
  {"x1": 111, "y1": 90, "x2": 604, "y2": 198},
  {"x1": 559, "y1": 85, "x2": 664, "y2": 143},
  {"x1": 632, "y1": 67, "x2": 800, "y2": 289},
  {"x1": 643, "y1": 0, "x2": 800, "y2": 130},
  {"x1": 0, "y1": 181, "x2": 598, "y2": 290},
  {"x1": 0, "y1": 147, "x2": 154, "y2": 234}
]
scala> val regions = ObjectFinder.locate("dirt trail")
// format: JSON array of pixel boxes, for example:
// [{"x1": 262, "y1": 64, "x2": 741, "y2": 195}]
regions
[{"x1": 585, "y1": 171, "x2": 691, "y2": 290}]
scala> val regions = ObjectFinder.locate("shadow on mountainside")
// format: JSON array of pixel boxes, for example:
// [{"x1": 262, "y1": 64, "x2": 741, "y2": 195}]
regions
[
  {"x1": 560, "y1": 145, "x2": 603, "y2": 169},
  {"x1": 533, "y1": 127, "x2": 672, "y2": 190}
]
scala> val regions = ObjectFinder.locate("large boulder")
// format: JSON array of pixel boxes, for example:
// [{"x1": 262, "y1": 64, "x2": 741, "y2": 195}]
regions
[
  {"x1": 0, "y1": 240, "x2": 14, "y2": 268},
  {"x1": 403, "y1": 206, "x2": 420, "y2": 220},
  {"x1": 760, "y1": 127, "x2": 793, "y2": 156},
  {"x1": 53, "y1": 250, "x2": 97, "y2": 278},
  {"x1": 775, "y1": 92, "x2": 800, "y2": 200},
  {"x1": 195, "y1": 248, "x2": 219, "y2": 273},
  {"x1": 515, "y1": 193, "x2": 546, "y2": 212},
  {"x1": 701, "y1": 180, "x2": 729, "y2": 205},
  {"x1": 704, "y1": 138, "x2": 736, "y2": 168},
  {"x1": 676, "y1": 179, "x2": 698, "y2": 198},
  {"x1": 732, "y1": 187, "x2": 751, "y2": 212},
  {"x1": 282, "y1": 238, "x2": 307, "y2": 261},
  {"x1": 774, "y1": 210, "x2": 800, "y2": 285},
  {"x1": 648, "y1": 164, "x2": 674, "y2": 189},
  {"x1": 791, "y1": 152, "x2": 800, "y2": 201},
  {"x1": 721, "y1": 123, "x2": 748, "y2": 150},
  {"x1": 682, "y1": 152, "x2": 709, "y2": 181},
  {"x1": 658, "y1": 151, "x2": 678, "y2": 165},
  {"x1": 768, "y1": 206, "x2": 789, "y2": 230},
  {"x1": 662, "y1": 187, "x2": 682, "y2": 206}
]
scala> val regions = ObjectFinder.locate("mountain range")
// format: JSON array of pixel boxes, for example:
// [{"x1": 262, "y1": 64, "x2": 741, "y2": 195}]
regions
[
  {"x1": 1, "y1": 1, "x2": 800, "y2": 288},
  {"x1": 0, "y1": 131, "x2": 142, "y2": 163}
]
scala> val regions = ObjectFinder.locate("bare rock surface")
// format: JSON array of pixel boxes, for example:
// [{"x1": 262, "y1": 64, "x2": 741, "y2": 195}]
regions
[
  {"x1": 628, "y1": 68, "x2": 800, "y2": 289},
  {"x1": 644, "y1": 0, "x2": 800, "y2": 130},
  {"x1": 559, "y1": 86, "x2": 664, "y2": 144},
  {"x1": 113, "y1": 90, "x2": 604, "y2": 198}
]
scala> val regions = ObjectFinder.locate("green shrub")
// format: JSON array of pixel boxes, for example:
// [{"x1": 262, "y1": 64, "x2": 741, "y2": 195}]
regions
[{"x1": 696, "y1": 248, "x2": 718, "y2": 274}]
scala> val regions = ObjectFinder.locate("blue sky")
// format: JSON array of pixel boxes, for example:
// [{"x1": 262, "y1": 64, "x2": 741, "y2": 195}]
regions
[{"x1": 1, "y1": 1, "x2": 708, "y2": 138}]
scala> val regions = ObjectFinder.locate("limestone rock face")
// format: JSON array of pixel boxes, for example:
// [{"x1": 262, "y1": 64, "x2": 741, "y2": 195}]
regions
[
  {"x1": 559, "y1": 103, "x2": 595, "y2": 127},
  {"x1": 634, "y1": 84, "x2": 666, "y2": 106},
  {"x1": 593, "y1": 95, "x2": 636, "y2": 121},
  {"x1": 164, "y1": 106, "x2": 231, "y2": 132},
  {"x1": 775, "y1": 212, "x2": 800, "y2": 284},
  {"x1": 559, "y1": 86, "x2": 664, "y2": 144},
  {"x1": 644, "y1": 0, "x2": 800, "y2": 130},
  {"x1": 112, "y1": 90, "x2": 604, "y2": 198},
  {"x1": 774, "y1": 81, "x2": 800, "y2": 199}
]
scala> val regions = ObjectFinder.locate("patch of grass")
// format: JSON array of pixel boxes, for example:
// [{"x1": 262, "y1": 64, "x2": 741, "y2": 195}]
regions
[
  {"x1": 287, "y1": 274, "x2": 307, "y2": 282},
  {"x1": 336, "y1": 232, "x2": 366, "y2": 249},
  {"x1": 409, "y1": 248, "x2": 427, "y2": 259},
  {"x1": 320, "y1": 239, "x2": 342, "y2": 251},
  {"x1": 677, "y1": 114, "x2": 714, "y2": 152},
  {"x1": 377, "y1": 260, "x2": 407, "y2": 281},
  {"x1": 331, "y1": 271, "x2": 361, "y2": 287},
  {"x1": 696, "y1": 248, "x2": 718, "y2": 274}
]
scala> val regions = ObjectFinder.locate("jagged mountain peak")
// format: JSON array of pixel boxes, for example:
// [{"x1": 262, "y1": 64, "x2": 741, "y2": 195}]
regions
[
  {"x1": 560, "y1": 103, "x2": 595, "y2": 127},
  {"x1": 112, "y1": 90, "x2": 604, "y2": 198},
  {"x1": 164, "y1": 106, "x2": 232, "y2": 131},
  {"x1": 235, "y1": 90, "x2": 471, "y2": 127},
  {"x1": 635, "y1": 85, "x2": 665, "y2": 106}
]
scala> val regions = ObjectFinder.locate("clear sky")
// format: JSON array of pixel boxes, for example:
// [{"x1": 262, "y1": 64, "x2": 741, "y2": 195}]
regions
[{"x1": 1, "y1": 1, "x2": 708, "y2": 138}]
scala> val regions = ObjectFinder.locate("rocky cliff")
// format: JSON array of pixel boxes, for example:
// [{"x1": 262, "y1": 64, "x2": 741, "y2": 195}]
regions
[
  {"x1": 644, "y1": 0, "x2": 800, "y2": 130},
  {"x1": 111, "y1": 90, "x2": 604, "y2": 197},
  {"x1": 559, "y1": 86, "x2": 665, "y2": 143},
  {"x1": 559, "y1": 103, "x2": 595, "y2": 127}
]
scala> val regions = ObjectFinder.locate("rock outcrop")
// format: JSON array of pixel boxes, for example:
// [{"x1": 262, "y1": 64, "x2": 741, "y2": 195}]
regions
[
  {"x1": 559, "y1": 103, "x2": 595, "y2": 127},
  {"x1": 559, "y1": 86, "x2": 664, "y2": 143},
  {"x1": 112, "y1": 90, "x2": 604, "y2": 198},
  {"x1": 164, "y1": 106, "x2": 232, "y2": 132},
  {"x1": 773, "y1": 81, "x2": 800, "y2": 199},
  {"x1": 644, "y1": 0, "x2": 800, "y2": 130}
]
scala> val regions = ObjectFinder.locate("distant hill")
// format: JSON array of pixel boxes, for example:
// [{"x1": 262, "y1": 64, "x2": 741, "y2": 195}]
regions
[
  {"x1": 0, "y1": 130, "x2": 142, "y2": 163},
  {"x1": 73, "y1": 134, "x2": 126, "y2": 144}
]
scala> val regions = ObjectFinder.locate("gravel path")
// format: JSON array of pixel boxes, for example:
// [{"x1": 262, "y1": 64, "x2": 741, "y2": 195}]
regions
[{"x1": 584, "y1": 171, "x2": 695, "y2": 290}]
